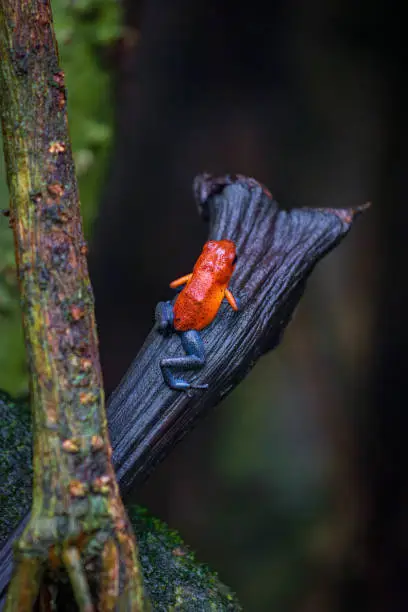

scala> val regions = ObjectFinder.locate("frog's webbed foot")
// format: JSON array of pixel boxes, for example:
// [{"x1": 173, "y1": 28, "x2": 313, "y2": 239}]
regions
[
  {"x1": 155, "y1": 300, "x2": 174, "y2": 336},
  {"x1": 160, "y1": 330, "x2": 208, "y2": 391}
]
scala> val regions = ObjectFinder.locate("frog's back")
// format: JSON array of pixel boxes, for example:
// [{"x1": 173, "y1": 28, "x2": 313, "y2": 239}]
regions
[{"x1": 173, "y1": 272, "x2": 225, "y2": 331}]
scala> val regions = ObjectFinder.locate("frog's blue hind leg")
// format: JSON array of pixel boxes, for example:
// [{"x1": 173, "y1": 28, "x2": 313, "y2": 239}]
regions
[
  {"x1": 155, "y1": 300, "x2": 174, "y2": 336},
  {"x1": 160, "y1": 330, "x2": 208, "y2": 391}
]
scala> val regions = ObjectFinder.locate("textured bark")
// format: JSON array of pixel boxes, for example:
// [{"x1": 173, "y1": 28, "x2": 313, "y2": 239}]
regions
[{"x1": 0, "y1": 1, "x2": 147, "y2": 609}]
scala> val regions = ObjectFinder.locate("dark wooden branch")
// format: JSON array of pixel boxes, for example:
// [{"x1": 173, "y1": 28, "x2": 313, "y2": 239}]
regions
[
  {"x1": 109, "y1": 174, "x2": 368, "y2": 494},
  {"x1": 0, "y1": 173, "x2": 368, "y2": 606}
]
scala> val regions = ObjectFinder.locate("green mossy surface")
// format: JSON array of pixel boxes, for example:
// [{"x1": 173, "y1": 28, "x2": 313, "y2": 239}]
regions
[
  {"x1": 0, "y1": 390, "x2": 31, "y2": 542},
  {"x1": 132, "y1": 507, "x2": 242, "y2": 611}
]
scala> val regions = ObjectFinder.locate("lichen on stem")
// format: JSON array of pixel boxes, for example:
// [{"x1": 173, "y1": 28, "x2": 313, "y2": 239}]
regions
[{"x1": 0, "y1": 1, "x2": 148, "y2": 609}]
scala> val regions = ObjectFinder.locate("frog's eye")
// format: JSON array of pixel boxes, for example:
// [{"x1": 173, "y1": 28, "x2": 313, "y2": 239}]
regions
[{"x1": 232, "y1": 254, "x2": 238, "y2": 265}]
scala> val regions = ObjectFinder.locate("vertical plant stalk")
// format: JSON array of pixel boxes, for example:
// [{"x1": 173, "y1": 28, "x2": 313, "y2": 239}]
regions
[{"x1": 0, "y1": 1, "x2": 147, "y2": 609}]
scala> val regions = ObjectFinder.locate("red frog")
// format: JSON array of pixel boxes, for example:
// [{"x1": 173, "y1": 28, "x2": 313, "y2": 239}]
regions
[{"x1": 156, "y1": 240, "x2": 239, "y2": 390}]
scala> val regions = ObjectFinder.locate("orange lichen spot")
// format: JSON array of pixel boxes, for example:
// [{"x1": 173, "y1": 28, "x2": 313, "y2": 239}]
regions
[
  {"x1": 69, "y1": 480, "x2": 88, "y2": 498},
  {"x1": 57, "y1": 91, "x2": 66, "y2": 110},
  {"x1": 36, "y1": 3, "x2": 49, "y2": 27},
  {"x1": 81, "y1": 358, "x2": 92, "y2": 370},
  {"x1": 53, "y1": 71, "x2": 65, "y2": 87},
  {"x1": 47, "y1": 182, "x2": 64, "y2": 198},
  {"x1": 71, "y1": 305, "x2": 84, "y2": 321},
  {"x1": 91, "y1": 435, "x2": 104, "y2": 451},
  {"x1": 92, "y1": 476, "x2": 111, "y2": 495},
  {"x1": 172, "y1": 239, "x2": 238, "y2": 332},
  {"x1": 80, "y1": 391, "x2": 96, "y2": 405},
  {"x1": 62, "y1": 438, "x2": 79, "y2": 453},
  {"x1": 48, "y1": 141, "x2": 65, "y2": 154},
  {"x1": 80, "y1": 242, "x2": 88, "y2": 255}
]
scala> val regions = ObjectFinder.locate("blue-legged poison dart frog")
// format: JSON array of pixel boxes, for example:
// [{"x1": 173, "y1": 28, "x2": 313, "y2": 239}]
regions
[{"x1": 156, "y1": 239, "x2": 239, "y2": 391}]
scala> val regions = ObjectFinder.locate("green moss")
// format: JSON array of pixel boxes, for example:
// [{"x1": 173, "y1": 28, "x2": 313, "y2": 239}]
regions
[
  {"x1": 0, "y1": 391, "x2": 242, "y2": 610},
  {"x1": 132, "y1": 507, "x2": 242, "y2": 611},
  {"x1": 0, "y1": 390, "x2": 31, "y2": 545}
]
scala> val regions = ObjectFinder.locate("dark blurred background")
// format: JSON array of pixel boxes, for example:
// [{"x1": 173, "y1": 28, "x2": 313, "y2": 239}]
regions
[{"x1": 1, "y1": 0, "x2": 406, "y2": 610}]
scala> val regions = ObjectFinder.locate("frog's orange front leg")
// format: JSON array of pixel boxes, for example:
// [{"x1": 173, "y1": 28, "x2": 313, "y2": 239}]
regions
[
  {"x1": 169, "y1": 273, "x2": 192, "y2": 289},
  {"x1": 225, "y1": 288, "x2": 239, "y2": 311}
]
